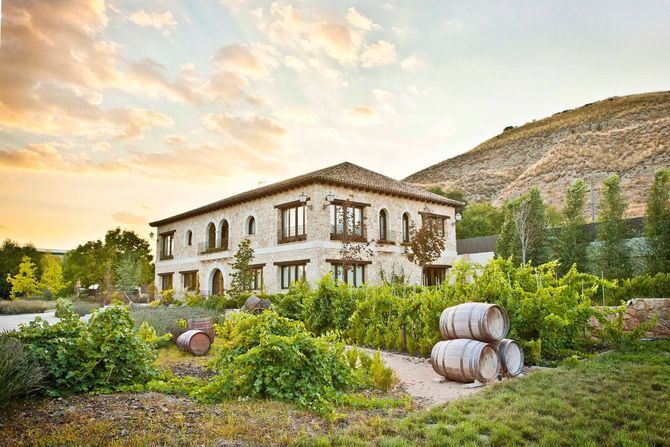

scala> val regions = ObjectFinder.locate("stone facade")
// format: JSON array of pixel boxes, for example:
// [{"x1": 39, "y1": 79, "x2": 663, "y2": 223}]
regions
[
  {"x1": 153, "y1": 182, "x2": 457, "y2": 296},
  {"x1": 590, "y1": 298, "x2": 670, "y2": 338}
]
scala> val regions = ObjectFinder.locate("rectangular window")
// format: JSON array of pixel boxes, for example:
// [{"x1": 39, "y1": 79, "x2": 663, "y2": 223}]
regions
[
  {"x1": 423, "y1": 267, "x2": 448, "y2": 286},
  {"x1": 160, "y1": 232, "x2": 174, "y2": 260},
  {"x1": 280, "y1": 263, "x2": 306, "y2": 289},
  {"x1": 330, "y1": 204, "x2": 365, "y2": 239},
  {"x1": 420, "y1": 213, "x2": 447, "y2": 238},
  {"x1": 330, "y1": 263, "x2": 366, "y2": 287},
  {"x1": 250, "y1": 266, "x2": 264, "y2": 290},
  {"x1": 159, "y1": 273, "x2": 173, "y2": 290},
  {"x1": 279, "y1": 205, "x2": 306, "y2": 242},
  {"x1": 182, "y1": 271, "x2": 199, "y2": 292}
]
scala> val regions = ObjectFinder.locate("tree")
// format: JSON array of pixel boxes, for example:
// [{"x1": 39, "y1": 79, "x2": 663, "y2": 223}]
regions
[
  {"x1": 551, "y1": 179, "x2": 589, "y2": 275},
  {"x1": 594, "y1": 174, "x2": 632, "y2": 279},
  {"x1": 429, "y1": 186, "x2": 467, "y2": 205},
  {"x1": 495, "y1": 188, "x2": 547, "y2": 265},
  {"x1": 104, "y1": 228, "x2": 154, "y2": 285},
  {"x1": 456, "y1": 202, "x2": 503, "y2": 238},
  {"x1": 403, "y1": 217, "x2": 446, "y2": 267},
  {"x1": 644, "y1": 168, "x2": 670, "y2": 274},
  {"x1": 116, "y1": 252, "x2": 142, "y2": 291},
  {"x1": 39, "y1": 253, "x2": 65, "y2": 297},
  {"x1": 7, "y1": 256, "x2": 40, "y2": 299},
  {"x1": 0, "y1": 240, "x2": 43, "y2": 299},
  {"x1": 229, "y1": 238, "x2": 255, "y2": 298}
]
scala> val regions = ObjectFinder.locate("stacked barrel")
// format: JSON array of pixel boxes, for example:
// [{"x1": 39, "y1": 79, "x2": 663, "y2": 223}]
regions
[{"x1": 431, "y1": 303, "x2": 524, "y2": 383}]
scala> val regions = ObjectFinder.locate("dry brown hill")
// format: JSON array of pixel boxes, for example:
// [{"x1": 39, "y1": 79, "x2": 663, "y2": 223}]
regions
[{"x1": 405, "y1": 92, "x2": 670, "y2": 216}]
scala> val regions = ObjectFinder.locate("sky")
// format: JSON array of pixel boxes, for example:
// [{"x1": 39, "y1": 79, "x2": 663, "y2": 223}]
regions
[{"x1": 0, "y1": 0, "x2": 669, "y2": 249}]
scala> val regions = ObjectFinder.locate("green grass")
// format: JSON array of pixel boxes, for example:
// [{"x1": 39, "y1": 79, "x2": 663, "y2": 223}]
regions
[
  {"x1": 0, "y1": 299, "x2": 55, "y2": 315},
  {"x1": 298, "y1": 341, "x2": 670, "y2": 447}
]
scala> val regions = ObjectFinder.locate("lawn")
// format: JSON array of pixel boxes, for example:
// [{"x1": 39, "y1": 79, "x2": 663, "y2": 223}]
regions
[{"x1": 1, "y1": 341, "x2": 668, "y2": 447}]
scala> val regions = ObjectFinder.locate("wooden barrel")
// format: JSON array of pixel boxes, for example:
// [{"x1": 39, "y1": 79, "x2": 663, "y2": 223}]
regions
[
  {"x1": 187, "y1": 317, "x2": 215, "y2": 341},
  {"x1": 439, "y1": 303, "x2": 509, "y2": 342},
  {"x1": 176, "y1": 330, "x2": 211, "y2": 356},
  {"x1": 492, "y1": 339, "x2": 524, "y2": 376},
  {"x1": 431, "y1": 339, "x2": 501, "y2": 383},
  {"x1": 242, "y1": 295, "x2": 271, "y2": 314}
]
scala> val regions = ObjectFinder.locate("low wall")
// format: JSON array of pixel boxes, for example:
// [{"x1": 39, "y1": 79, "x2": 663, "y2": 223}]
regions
[{"x1": 591, "y1": 298, "x2": 670, "y2": 338}]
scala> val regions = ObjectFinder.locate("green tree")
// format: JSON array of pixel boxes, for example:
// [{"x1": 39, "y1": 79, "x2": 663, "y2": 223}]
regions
[
  {"x1": 7, "y1": 256, "x2": 40, "y2": 299},
  {"x1": 551, "y1": 179, "x2": 589, "y2": 275},
  {"x1": 39, "y1": 254, "x2": 65, "y2": 297},
  {"x1": 594, "y1": 174, "x2": 632, "y2": 279},
  {"x1": 116, "y1": 252, "x2": 141, "y2": 291},
  {"x1": 428, "y1": 186, "x2": 467, "y2": 205},
  {"x1": 62, "y1": 240, "x2": 108, "y2": 291},
  {"x1": 0, "y1": 240, "x2": 43, "y2": 299},
  {"x1": 229, "y1": 238, "x2": 255, "y2": 298},
  {"x1": 456, "y1": 202, "x2": 503, "y2": 238},
  {"x1": 104, "y1": 228, "x2": 154, "y2": 285},
  {"x1": 644, "y1": 168, "x2": 670, "y2": 274},
  {"x1": 495, "y1": 188, "x2": 547, "y2": 265}
]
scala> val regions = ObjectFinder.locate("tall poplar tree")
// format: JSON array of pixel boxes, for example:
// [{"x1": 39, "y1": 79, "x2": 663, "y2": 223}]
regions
[
  {"x1": 644, "y1": 168, "x2": 670, "y2": 274},
  {"x1": 551, "y1": 179, "x2": 589, "y2": 275},
  {"x1": 595, "y1": 174, "x2": 632, "y2": 279},
  {"x1": 495, "y1": 187, "x2": 547, "y2": 265}
]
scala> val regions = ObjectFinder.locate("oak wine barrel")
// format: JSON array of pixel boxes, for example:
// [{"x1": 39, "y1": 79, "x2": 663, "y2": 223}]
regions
[
  {"x1": 492, "y1": 339, "x2": 524, "y2": 376},
  {"x1": 242, "y1": 295, "x2": 271, "y2": 314},
  {"x1": 439, "y1": 303, "x2": 509, "y2": 342},
  {"x1": 431, "y1": 339, "x2": 501, "y2": 383},
  {"x1": 187, "y1": 317, "x2": 215, "y2": 342},
  {"x1": 176, "y1": 329, "x2": 211, "y2": 356}
]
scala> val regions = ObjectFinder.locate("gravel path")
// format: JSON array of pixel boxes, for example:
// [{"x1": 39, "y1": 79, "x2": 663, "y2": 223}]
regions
[
  {"x1": 359, "y1": 347, "x2": 485, "y2": 407},
  {"x1": 0, "y1": 310, "x2": 93, "y2": 332}
]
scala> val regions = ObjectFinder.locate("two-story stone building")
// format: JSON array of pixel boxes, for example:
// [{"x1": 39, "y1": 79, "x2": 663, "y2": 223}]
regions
[{"x1": 149, "y1": 162, "x2": 462, "y2": 296}]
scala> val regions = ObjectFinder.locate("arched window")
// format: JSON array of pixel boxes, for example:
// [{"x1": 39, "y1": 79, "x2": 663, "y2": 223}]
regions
[
  {"x1": 220, "y1": 220, "x2": 229, "y2": 249},
  {"x1": 379, "y1": 209, "x2": 388, "y2": 241},
  {"x1": 402, "y1": 213, "x2": 410, "y2": 243},
  {"x1": 186, "y1": 230, "x2": 193, "y2": 246},
  {"x1": 206, "y1": 223, "x2": 216, "y2": 249},
  {"x1": 211, "y1": 269, "x2": 224, "y2": 296},
  {"x1": 247, "y1": 216, "x2": 256, "y2": 235}
]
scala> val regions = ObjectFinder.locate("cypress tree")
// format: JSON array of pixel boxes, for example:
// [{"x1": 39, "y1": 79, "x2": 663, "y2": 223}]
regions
[
  {"x1": 595, "y1": 174, "x2": 632, "y2": 279},
  {"x1": 644, "y1": 168, "x2": 670, "y2": 274},
  {"x1": 551, "y1": 179, "x2": 589, "y2": 275}
]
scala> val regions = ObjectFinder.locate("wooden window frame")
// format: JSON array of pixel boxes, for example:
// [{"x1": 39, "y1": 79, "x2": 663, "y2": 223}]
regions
[
  {"x1": 330, "y1": 203, "x2": 367, "y2": 242},
  {"x1": 247, "y1": 216, "x2": 256, "y2": 235},
  {"x1": 274, "y1": 260, "x2": 309, "y2": 289},
  {"x1": 158, "y1": 272, "x2": 174, "y2": 290},
  {"x1": 250, "y1": 263, "x2": 265, "y2": 290},
  {"x1": 419, "y1": 212, "x2": 448, "y2": 238},
  {"x1": 401, "y1": 213, "x2": 411, "y2": 244},
  {"x1": 160, "y1": 231, "x2": 175, "y2": 260},
  {"x1": 328, "y1": 260, "x2": 370, "y2": 287},
  {"x1": 180, "y1": 270, "x2": 199, "y2": 292},
  {"x1": 422, "y1": 265, "x2": 451, "y2": 286},
  {"x1": 278, "y1": 205, "x2": 306, "y2": 243}
]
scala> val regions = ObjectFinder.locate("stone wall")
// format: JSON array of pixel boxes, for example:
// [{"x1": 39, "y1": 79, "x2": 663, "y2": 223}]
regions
[
  {"x1": 591, "y1": 298, "x2": 670, "y2": 338},
  {"x1": 153, "y1": 182, "x2": 458, "y2": 295}
]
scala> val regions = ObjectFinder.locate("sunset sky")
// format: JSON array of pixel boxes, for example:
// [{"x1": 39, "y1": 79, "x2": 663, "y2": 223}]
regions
[{"x1": 1, "y1": 0, "x2": 669, "y2": 249}]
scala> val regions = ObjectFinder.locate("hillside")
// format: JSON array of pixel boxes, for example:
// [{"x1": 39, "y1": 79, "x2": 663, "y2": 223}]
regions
[{"x1": 405, "y1": 92, "x2": 670, "y2": 216}]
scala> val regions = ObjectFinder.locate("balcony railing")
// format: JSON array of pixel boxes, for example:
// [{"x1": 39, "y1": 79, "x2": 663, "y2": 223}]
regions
[
  {"x1": 198, "y1": 239, "x2": 229, "y2": 255},
  {"x1": 329, "y1": 225, "x2": 367, "y2": 242},
  {"x1": 277, "y1": 226, "x2": 306, "y2": 243}
]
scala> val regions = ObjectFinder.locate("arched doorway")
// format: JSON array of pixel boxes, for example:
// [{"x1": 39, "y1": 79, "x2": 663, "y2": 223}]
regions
[{"x1": 211, "y1": 269, "x2": 224, "y2": 296}]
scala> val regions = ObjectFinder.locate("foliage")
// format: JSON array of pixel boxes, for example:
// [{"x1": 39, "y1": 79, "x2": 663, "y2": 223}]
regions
[
  {"x1": 158, "y1": 288, "x2": 176, "y2": 305},
  {"x1": 129, "y1": 305, "x2": 221, "y2": 339},
  {"x1": 116, "y1": 252, "x2": 142, "y2": 291},
  {"x1": 229, "y1": 238, "x2": 255, "y2": 299},
  {"x1": 496, "y1": 188, "x2": 548, "y2": 265},
  {"x1": 428, "y1": 186, "x2": 466, "y2": 205},
  {"x1": 39, "y1": 253, "x2": 65, "y2": 297},
  {"x1": 62, "y1": 228, "x2": 153, "y2": 294},
  {"x1": 594, "y1": 174, "x2": 633, "y2": 279},
  {"x1": 54, "y1": 297, "x2": 73, "y2": 318},
  {"x1": 456, "y1": 202, "x2": 503, "y2": 239},
  {"x1": 138, "y1": 321, "x2": 172, "y2": 347},
  {"x1": 54, "y1": 298, "x2": 99, "y2": 317},
  {"x1": 592, "y1": 304, "x2": 659, "y2": 351},
  {"x1": 15, "y1": 304, "x2": 159, "y2": 395},
  {"x1": 272, "y1": 279, "x2": 310, "y2": 321},
  {"x1": 184, "y1": 292, "x2": 205, "y2": 307},
  {"x1": 402, "y1": 219, "x2": 446, "y2": 267},
  {"x1": 606, "y1": 272, "x2": 670, "y2": 304},
  {"x1": 550, "y1": 179, "x2": 590, "y2": 275},
  {"x1": 201, "y1": 311, "x2": 391, "y2": 412},
  {"x1": 0, "y1": 239, "x2": 43, "y2": 299},
  {"x1": 304, "y1": 274, "x2": 359, "y2": 335},
  {"x1": 0, "y1": 299, "x2": 55, "y2": 315},
  {"x1": 0, "y1": 334, "x2": 43, "y2": 405},
  {"x1": 6, "y1": 256, "x2": 41, "y2": 299},
  {"x1": 644, "y1": 168, "x2": 670, "y2": 274}
]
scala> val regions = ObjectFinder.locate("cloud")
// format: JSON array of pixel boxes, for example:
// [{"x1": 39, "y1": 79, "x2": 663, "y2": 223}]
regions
[
  {"x1": 360, "y1": 40, "x2": 397, "y2": 67},
  {"x1": 126, "y1": 59, "x2": 205, "y2": 104},
  {"x1": 345, "y1": 7, "x2": 381, "y2": 31},
  {"x1": 444, "y1": 18, "x2": 470, "y2": 34},
  {"x1": 342, "y1": 106, "x2": 379, "y2": 126},
  {"x1": 112, "y1": 212, "x2": 148, "y2": 226},
  {"x1": 205, "y1": 70, "x2": 250, "y2": 101},
  {"x1": 129, "y1": 10, "x2": 178, "y2": 35},
  {"x1": 212, "y1": 43, "x2": 277, "y2": 79},
  {"x1": 400, "y1": 56, "x2": 428, "y2": 72},
  {"x1": 273, "y1": 107, "x2": 319, "y2": 125},
  {"x1": 202, "y1": 113, "x2": 287, "y2": 149}
]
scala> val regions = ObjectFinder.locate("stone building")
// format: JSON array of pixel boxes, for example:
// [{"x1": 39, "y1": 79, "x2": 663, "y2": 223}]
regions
[{"x1": 149, "y1": 162, "x2": 462, "y2": 296}]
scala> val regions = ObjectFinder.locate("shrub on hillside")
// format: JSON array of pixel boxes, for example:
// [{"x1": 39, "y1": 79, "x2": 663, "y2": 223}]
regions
[
  {"x1": 0, "y1": 334, "x2": 43, "y2": 404},
  {"x1": 16, "y1": 304, "x2": 159, "y2": 395}
]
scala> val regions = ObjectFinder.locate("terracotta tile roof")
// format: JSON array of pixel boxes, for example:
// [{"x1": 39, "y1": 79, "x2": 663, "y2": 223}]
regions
[{"x1": 149, "y1": 162, "x2": 462, "y2": 227}]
